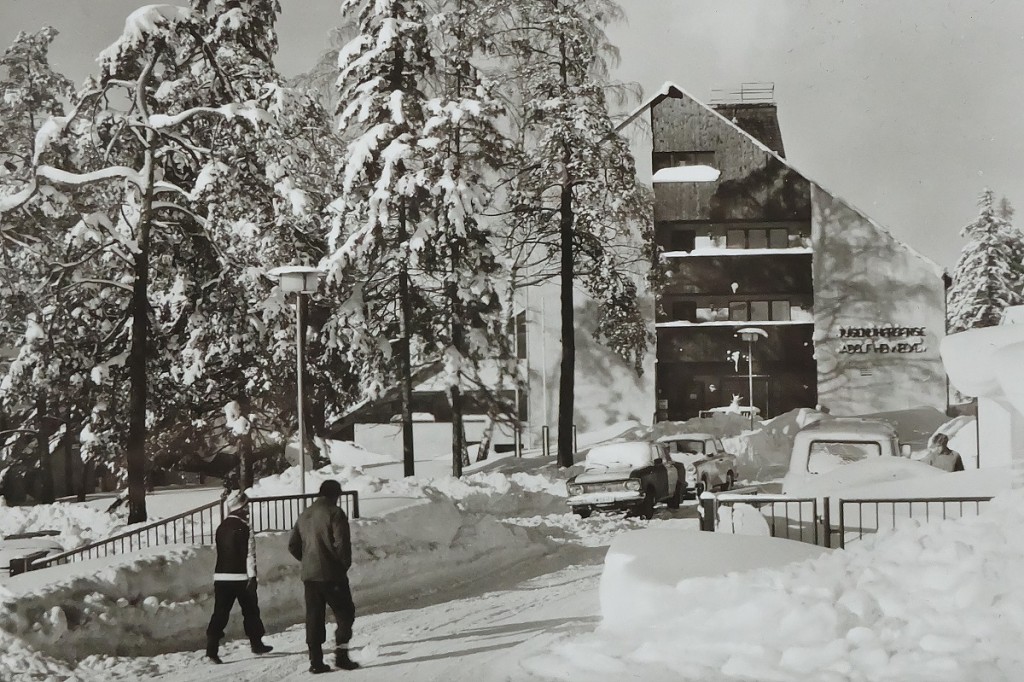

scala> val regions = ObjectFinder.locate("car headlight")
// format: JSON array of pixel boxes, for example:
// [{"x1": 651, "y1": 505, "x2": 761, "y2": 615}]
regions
[
  {"x1": 567, "y1": 484, "x2": 583, "y2": 496},
  {"x1": 624, "y1": 479, "x2": 641, "y2": 492}
]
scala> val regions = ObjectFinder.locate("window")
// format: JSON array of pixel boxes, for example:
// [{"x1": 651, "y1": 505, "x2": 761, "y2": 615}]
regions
[
  {"x1": 769, "y1": 228, "x2": 789, "y2": 249},
  {"x1": 728, "y1": 302, "x2": 748, "y2": 321},
  {"x1": 670, "y1": 229, "x2": 696, "y2": 252},
  {"x1": 671, "y1": 300, "x2": 697, "y2": 322},
  {"x1": 750, "y1": 300, "x2": 770, "y2": 321},
  {"x1": 514, "y1": 310, "x2": 527, "y2": 360},
  {"x1": 808, "y1": 441, "x2": 882, "y2": 474},
  {"x1": 748, "y1": 229, "x2": 767, "y2": 249},
  {"x1": 771, "y1": 300, "x2": 791, "y2": 321},
  {"x1": 726, "y1": 229, "x2": 745, "y2": 249}
]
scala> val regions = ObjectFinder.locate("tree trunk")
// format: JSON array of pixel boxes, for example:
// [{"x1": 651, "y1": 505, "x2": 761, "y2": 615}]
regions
[
  {"x1": 475, "y1": 417, "x2": 495, "y2": 463},
  {"x1": 556, "y1": 178, "x2": 576, "y2": 468},
  {"x1": 126, "y1": 242, "x2": 150, "y2": 522},
  {"x1": 450, "y1": 386, "x2": 465, "y2": 477},
  {"x1": 398, "y1": 199, "x2": 415, "y2": 477},
  {"x1": 35, "y1": 396, "x2": 55, "y2": 503}
]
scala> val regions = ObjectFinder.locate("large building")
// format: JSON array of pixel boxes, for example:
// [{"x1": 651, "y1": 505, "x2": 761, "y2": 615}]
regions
[{"x1": 516, "y1": 82, "x2": 949, "y2": 443}]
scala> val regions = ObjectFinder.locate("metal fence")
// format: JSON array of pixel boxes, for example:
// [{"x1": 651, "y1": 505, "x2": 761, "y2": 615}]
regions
[
  {"x1": 25, "y1": 490, "x2": 359, "y2": 573},
  {"x1": 702, "y1": 493, "x2": 993, "y2": 549}
]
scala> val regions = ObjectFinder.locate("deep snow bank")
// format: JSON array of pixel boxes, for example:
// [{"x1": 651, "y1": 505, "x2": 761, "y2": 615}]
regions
[{"x1": 531, "y1": 487, "x2": 1024, "y2": 682}]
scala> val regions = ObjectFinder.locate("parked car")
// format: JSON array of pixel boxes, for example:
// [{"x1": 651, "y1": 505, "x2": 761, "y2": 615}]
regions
[
  {"x1": 566, "y1": 441, "x2": 686, "y2": 519},
  {"x1": 658, "y1": 433, "x2": 739, "y2": 497}
]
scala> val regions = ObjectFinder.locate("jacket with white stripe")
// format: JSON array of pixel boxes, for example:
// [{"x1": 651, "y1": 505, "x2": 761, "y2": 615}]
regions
[{"x1": 213, "y1": 512, "x2": 256, "y2": 582}]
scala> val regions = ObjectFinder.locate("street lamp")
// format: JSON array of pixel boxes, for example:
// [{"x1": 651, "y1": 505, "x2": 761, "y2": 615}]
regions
[
  {"x1": 736, "y1": 327, "x2": 768, "y2": 430},
  {"x1": 267, "y1": 265, "x2": 324, "y2": 495}
]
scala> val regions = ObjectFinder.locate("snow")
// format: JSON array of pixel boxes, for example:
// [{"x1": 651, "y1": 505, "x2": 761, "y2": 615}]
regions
[
  {"x1": 662, "y1": 245, "x2": 814, "y2": 257},
  {"x1": 652, "y1": 164, "x2": 720, "y2": 183},
  {"x1": 98, "y1": 5, "x2": 190, "y2": 72},
  {"x1": 1, "y1": 413, "x2": 1023, "y2": 681}
]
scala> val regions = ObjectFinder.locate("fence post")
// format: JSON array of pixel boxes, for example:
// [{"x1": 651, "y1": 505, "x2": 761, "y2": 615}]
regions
[
  {"x1": 838, "y1": 499, "x2": 845, "y2": 550},
  {"x1": 541, "y1": 425, "x2": 550, "y2": 457},
  {"x1": 821, "y1": 497, "x2": 831, "y2": 549},
  {"x1": 699, "y1": 493, "x2": 716, "y2": 532},
  {"x1": 572, "y1": 424, "x2": 577, "y2": 453},
  {"x1": 514, "y1": 426, "x2": 522, "y2": 457}
]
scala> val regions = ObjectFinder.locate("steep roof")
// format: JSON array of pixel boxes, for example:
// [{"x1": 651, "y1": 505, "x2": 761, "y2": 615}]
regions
[{"x1": 618, "y1": 81, "x2": 947, "y2": 280}]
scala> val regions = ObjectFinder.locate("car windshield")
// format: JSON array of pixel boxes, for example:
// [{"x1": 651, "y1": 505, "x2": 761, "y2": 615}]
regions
[
  {"x1": 672, "y1": 440, "x2": 705, "y2": 454},
  {"x1": 585, "y1": 442, "x2": 654, "y2": 469},
  {"x1": 807, "y1": 440, "x2": 882, "y2": 474}
]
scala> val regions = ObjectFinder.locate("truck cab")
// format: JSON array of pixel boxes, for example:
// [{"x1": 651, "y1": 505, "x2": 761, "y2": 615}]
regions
[{"x1": 781, "y1": 418, "x2": 925, "y2": 496}]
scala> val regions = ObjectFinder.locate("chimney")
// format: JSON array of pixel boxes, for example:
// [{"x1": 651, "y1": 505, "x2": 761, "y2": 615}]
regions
[{"x1": 710, "y1": 82, "x2": 785, "y2": 157}]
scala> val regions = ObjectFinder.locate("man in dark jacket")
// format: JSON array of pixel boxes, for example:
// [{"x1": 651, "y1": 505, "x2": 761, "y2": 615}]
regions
[
  {"x1": 205, "y1": 491, "x2": 273, "y2": 663},
  {"x1": 288, "y1": 479, "x2": 359, "y2": 674}
]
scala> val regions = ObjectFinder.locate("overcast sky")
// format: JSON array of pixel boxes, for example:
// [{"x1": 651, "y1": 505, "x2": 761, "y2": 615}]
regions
[{"x1": 2, "y1": 0, "x2": 1023, "y2": 269}]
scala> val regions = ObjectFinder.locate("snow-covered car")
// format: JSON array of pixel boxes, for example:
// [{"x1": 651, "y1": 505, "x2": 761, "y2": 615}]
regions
[
  {"x1": 566, "y1": 441, "x2": 685, "y2": 519},
  {"x1": 0, "y1": 531, "x2": 63, "y2": 578},
  {"x1": 780, "y1": 418, "x2": 946, "y2": 496},
  {"x1": 658, "y1": 434, "x2": 739, "y2": 496}
]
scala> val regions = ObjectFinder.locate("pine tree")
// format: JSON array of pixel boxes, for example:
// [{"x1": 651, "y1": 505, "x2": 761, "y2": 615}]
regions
[
  {"x1": 490, "y1": 0, "x2": 653, "y2": 468},
  {"x1": 0, "y1": 1, "x2": 326, "y2": 519},
  {"x1": 948, "y1": 188, "x2": 1024, "y2": 333}
]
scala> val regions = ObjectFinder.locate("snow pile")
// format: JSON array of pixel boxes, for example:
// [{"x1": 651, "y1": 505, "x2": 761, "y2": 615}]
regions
[
  {"x1": 530, "y1": 488, "x2": 1024, "y2": 682},
  {"x1": 0, "y1": 500, "x2": 125, "y2": 549}
]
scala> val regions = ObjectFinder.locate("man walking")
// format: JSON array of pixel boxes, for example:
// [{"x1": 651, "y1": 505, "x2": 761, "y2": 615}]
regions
[
  {"x1": 288, "y1": 479, "x2": 359, "y2": 674},
  {"x1": 206, "y1": 491, "x2": 273, "y2": 663}
]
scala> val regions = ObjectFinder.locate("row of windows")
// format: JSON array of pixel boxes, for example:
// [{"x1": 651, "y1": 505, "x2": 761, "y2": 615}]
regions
[
  {"x1": 670, "y1": 299, "x2": 799, "y2": 323},
  {"x1": 668, "y1": 227, "x2": 796, "y2": 252}
]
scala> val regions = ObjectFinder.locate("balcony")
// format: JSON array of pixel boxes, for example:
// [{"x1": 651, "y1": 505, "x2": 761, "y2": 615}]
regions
[
  {"x1": 656, "y1": 303, "x2": 813, "y2": 328},
  {"x1": 661, "y1": 232, "x2": 812, "y2": 257}
]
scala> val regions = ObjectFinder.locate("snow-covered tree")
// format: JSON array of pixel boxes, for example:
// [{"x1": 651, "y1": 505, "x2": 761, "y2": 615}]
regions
[
  {"x1": 0, "y1": 1, "x2": 334, "y2": 519},
  {"x1": 948, "y1": 188, "x2": 1024, "y2": 333},
  {"x1": 0, "y1": 27, "x2": 81, "y2": 503},
  {"x1": 327, "y1": 0, "x2": 442, "y2": 477},
  {"x1": 489, "y1": 0, "x2": 654, "y2": 468}
]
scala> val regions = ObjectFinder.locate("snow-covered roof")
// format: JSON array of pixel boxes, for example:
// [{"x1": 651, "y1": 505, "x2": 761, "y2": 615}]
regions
[{"x1": 619, "y1": 80, "x2": 947, "y2": 280}]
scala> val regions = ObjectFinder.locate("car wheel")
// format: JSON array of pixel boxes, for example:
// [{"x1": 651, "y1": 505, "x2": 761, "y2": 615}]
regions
[
  {"x1": 667, "y1": 481, "x2": 682, "y2": 510},
  {"x1": 572, "y1": 506, "x2": 592, "y2": 519},
  {"x1": 724, "y1": 471, "x2": 735, "y2": 491},
  {"x1": 640, "y1": 488, "x2": 656, "y2": 519},
  {"x1": 697, "y1": 475, "x2": 710, "y2": 497}
]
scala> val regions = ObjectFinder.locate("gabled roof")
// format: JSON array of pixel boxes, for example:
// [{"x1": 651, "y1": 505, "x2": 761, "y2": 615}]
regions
[{"x1": 617, "y1": 80, "x2": 947, "y2": 280}]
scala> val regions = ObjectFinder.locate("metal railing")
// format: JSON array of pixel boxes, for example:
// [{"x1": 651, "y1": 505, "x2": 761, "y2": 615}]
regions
[
  {"x1": 249, "y1": 492, "x2": 359, "y2": 533},
  {"x1": 701, "y1": 493, "x2": 828, "y2": 547},
  {"x1": 702, "y1": 493, "x2": 993, "y2": 550},
  {"x1": 26, "y1": 490, "x2": 359, "y2": 572},
  {"x1": 836, "y1": 496, "x2": 991, "y2": 549}
]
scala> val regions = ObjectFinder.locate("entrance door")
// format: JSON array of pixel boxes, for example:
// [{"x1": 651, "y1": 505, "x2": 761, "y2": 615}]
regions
[{"x1": 720, "y1": 376, "x2": 770, "y2": 418}]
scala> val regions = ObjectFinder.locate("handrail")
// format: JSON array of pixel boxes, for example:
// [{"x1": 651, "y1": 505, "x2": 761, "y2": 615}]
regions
[
  {"x1": 27, "y1": 490, "x2": 360, "y2": 572},
  {"x1": 32, "y1": 498, "x2": 224, "y2": 570}
]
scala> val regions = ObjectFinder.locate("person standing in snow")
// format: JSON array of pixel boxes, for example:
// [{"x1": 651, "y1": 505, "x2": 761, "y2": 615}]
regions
[
  {"x1": 205, "y1": 491, "x2": 273, "y2": 663},
  {"x1": 925, "y1": 432, "x2": 965, "y2": 472},
  {"x1": 288, "y1": 479, "x2": 359, "y2": 674}
]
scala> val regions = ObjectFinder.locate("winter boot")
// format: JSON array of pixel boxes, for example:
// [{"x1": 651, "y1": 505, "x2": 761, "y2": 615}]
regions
[
  {"x1": 309, "y1": 644, "x2": 331, "y2": 674},
  {"x1": 250, "y1": 640, "x2": 274, "y2": 655},
  {"x1": 205, "y1": 639, "x2": 222, "y2": 664},
  {"x1": 335, "y1": 646, "x2": 361, "y2": 670}
]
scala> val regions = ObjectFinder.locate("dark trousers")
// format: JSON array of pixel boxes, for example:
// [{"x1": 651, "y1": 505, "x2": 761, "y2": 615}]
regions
[
  {"x1": 206, "y1": 580, "x2": 266, "y2": 645},
  {"x1": 304, "y1": 579, "x2": 355, "y2": 649}
]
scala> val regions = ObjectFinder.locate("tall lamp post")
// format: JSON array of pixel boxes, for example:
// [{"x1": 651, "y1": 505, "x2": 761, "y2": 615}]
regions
[
  {"x1": 268, "y1": 265, "x2": 324, "y2": 495},
  {"x1": 736, "y1": 327, "x2": 768, "y2": 430}
]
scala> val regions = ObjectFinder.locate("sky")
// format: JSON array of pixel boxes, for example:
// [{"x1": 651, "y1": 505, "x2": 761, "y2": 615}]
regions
[{"x1": 2, "y1": 0, "x2": 1024, "y2": 269}]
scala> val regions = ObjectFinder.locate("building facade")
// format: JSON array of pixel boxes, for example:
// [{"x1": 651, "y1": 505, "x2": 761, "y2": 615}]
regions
[{"x1": 641, "y1": 83, "x2": 948, "y2": 421}]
